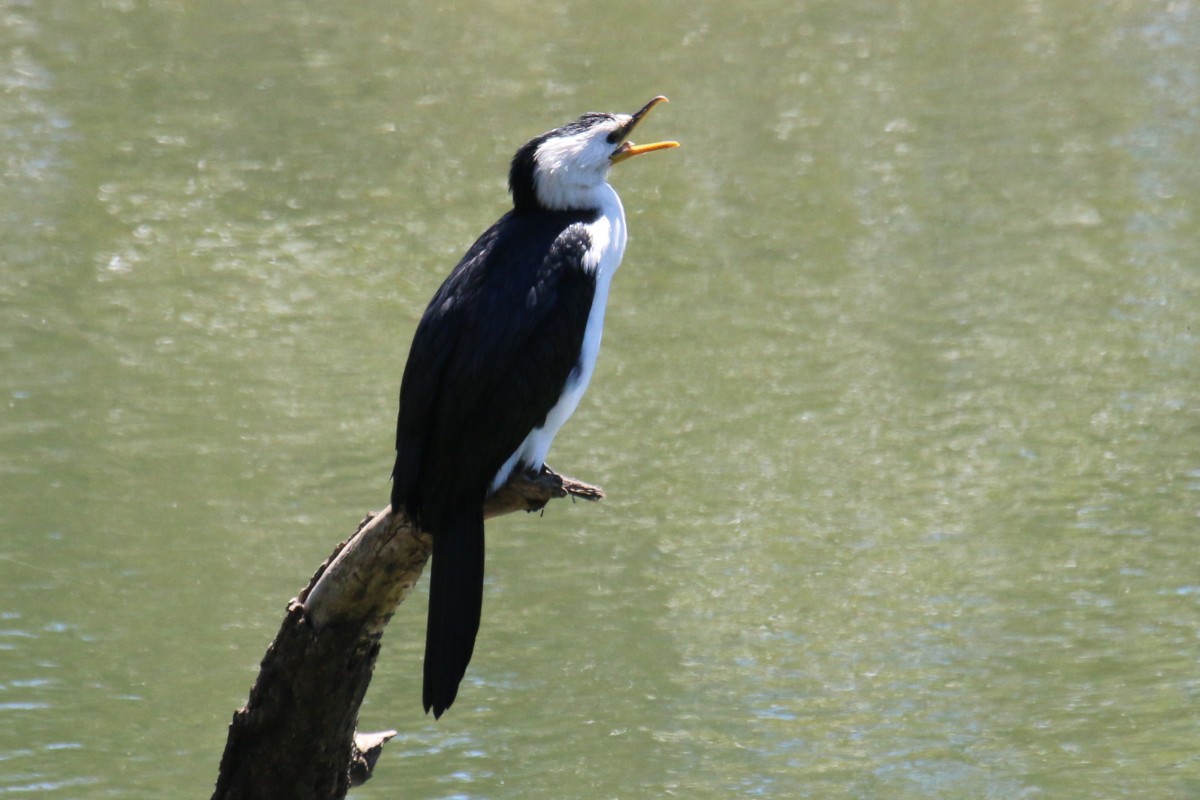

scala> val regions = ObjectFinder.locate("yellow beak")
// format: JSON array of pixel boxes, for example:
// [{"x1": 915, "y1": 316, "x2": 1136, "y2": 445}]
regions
[{"x1": 610, "y1": 96, "x2": 680, "y2": 165}]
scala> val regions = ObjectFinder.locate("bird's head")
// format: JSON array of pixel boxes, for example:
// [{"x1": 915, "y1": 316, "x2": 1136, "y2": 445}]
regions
[{"x1": 509, "y1": 96, "x2": 679, "y2": 212}]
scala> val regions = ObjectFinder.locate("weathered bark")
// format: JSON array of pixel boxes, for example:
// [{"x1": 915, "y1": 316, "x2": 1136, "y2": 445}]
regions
[{"x1": 211, "y1": 470, "x2": 602, "y2": 800}]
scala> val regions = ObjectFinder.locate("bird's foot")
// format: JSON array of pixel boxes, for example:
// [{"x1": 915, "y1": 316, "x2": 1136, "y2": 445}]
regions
[{"x1": 518, "y1": 464, "x2": 562, "y2": 515}]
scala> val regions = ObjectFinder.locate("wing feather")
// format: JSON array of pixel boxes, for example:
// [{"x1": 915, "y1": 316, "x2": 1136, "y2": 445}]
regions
[{"x1": 391, "y1": 209, "x2": 599, "y2": 527}]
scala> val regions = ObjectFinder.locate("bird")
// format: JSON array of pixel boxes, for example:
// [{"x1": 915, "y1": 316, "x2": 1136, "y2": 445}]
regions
[{"x1": 390, "y1": 96, "x2": 678, "y2": 718}]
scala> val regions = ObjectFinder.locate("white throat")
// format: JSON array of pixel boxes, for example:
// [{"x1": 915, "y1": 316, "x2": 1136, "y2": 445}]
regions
[{"x1": 531, "y1": 131, "x2": 616, "y2": 211}]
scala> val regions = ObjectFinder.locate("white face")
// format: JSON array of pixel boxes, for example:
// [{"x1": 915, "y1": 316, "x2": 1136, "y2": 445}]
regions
[{"x1": 532, "y1": 114, "x2": 631, "y2": 210}]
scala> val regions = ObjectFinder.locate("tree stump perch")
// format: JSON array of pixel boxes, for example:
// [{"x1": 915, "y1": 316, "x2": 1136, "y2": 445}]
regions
[{"x1": 211, "y1": 470, "x2": 603, "y2": 800}]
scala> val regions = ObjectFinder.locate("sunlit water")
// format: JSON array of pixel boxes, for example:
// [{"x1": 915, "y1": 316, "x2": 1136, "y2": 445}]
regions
[{"x1": 2, "y1": 1, "x2": 1198, "y2": 798}]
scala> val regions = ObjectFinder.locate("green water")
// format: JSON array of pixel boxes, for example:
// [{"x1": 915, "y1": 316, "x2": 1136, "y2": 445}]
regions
[{"x1": 2, "y1": 1, "x2": 1198, "y2": 797}]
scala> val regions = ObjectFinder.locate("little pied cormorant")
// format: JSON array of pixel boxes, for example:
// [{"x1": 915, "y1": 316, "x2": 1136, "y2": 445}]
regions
[{"x1": 391, "y1": 96, "x2": 678, "y2": 718}]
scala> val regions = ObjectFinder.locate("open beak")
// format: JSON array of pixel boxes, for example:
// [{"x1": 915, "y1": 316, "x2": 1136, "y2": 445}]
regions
[{"x1": 610, "y1": 95, "x2": 680, "y2": 165}]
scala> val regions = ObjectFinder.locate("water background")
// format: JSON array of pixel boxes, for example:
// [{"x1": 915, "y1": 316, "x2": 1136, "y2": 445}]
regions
[{"x1": 2, "y1": 1, "x2": 1198, "y2": 797}]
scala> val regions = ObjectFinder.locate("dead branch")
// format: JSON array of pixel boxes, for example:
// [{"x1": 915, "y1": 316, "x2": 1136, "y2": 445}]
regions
[{"x1": 211, "y1": 470, "x2": 603, "y2": 800}]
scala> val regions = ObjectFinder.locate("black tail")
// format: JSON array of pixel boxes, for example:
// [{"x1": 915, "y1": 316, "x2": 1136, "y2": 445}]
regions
[{"x1": 423, "y1": 506, "x2": 485, "y2": 718}]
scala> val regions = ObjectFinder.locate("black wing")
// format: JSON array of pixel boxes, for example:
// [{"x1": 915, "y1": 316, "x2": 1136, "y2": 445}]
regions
[{"x1": 391, "y1": 208, "x2": 600, "y2": 527}]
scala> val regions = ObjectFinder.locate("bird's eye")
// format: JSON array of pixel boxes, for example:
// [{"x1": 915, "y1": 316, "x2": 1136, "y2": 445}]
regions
[{"x1": 605, "y1": 129, "x2": 622, "y2": 145}]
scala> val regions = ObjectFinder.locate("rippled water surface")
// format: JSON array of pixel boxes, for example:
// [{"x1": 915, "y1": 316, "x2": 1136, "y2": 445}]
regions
[{"x1": 2, "y1": 1, "x2": 1198, "y2": 798}]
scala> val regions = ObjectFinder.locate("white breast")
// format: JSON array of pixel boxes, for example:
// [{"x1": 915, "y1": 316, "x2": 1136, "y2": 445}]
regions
[{"x1": 490, "y1": 184, "x2": 627, "y2": 492}]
